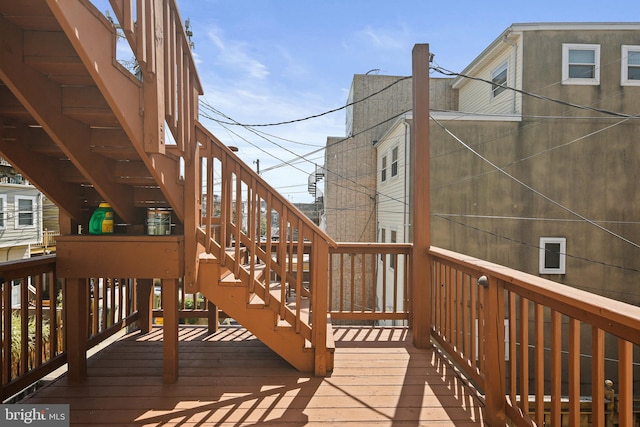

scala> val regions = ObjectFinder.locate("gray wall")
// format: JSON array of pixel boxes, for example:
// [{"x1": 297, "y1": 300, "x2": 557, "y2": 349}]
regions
[{"x1": 431, "y1": 29, "x2": 640, "y2": 304}]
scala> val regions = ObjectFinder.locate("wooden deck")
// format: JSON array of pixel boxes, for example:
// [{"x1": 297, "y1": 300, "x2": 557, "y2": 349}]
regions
[{"x1": 21, "y1": 326, "x2": 486, "y2": 426}]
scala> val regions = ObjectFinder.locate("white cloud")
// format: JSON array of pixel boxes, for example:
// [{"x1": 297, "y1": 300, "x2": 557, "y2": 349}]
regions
[
  {"x1": 206, "y1": 27, "x2": 269, "y2": 80},
  {"x1": 356, "y1": 24, "x2": 409, "y2": 52}
]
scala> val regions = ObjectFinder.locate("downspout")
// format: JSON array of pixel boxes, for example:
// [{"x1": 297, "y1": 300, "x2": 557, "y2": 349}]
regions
[{"x1": 403, "y1": 117, "x2": 411, "y2": 243}]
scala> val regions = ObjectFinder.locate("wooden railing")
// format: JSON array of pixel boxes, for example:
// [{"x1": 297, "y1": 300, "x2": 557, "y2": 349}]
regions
[
  {"x1": 0, "y1": 256, "x2": 139, "y2": 401},
  {"x1": 329, "y1": 243, "x2": 411, "y2": 324},
  {"x1": 429, "y1": 246, "x2": 640, "y2": 426},
  {"x1": 195, "y1": 123, "x2": 336, "y2": 374}
]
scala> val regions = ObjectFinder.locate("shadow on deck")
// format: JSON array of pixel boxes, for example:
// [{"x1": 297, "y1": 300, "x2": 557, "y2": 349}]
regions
[{"x1": 21, "y1": 326, "x2": 486, "y2": 426}]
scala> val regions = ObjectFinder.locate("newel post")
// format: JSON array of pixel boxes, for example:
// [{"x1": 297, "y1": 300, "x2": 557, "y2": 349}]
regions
[
  {"x1": 411, "y1": 44, "x2": 432, "y2": 347},
  {"x1": 478, "y1": 275, "x2": 507, "y2": 425}
]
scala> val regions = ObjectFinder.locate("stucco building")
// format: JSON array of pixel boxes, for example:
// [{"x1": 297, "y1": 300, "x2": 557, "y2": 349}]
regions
[{"x1": 371, "y1": 22, "x2": 640, "y2": 306}]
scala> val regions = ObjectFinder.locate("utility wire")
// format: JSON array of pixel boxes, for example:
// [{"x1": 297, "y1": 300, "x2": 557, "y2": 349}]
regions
[
  {"x1": 209, "y1": 76, "x2": 411, "y2": 127},
  {"x1": 434, "y1": 213, "x2": 640, "y2": 276},
  {"x1": 430, "y1": 115, "x2": 640, "y2": 251},
  {"x1": 430, "y1": 65, "x2": 640, "y2": 119},
  {"x1": 433, "y1": 115, "x2": 634, "y2": 191}
]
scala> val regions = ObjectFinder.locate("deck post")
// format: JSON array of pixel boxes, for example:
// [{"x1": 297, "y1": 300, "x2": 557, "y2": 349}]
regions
[
  {"x1": 411, "y1": 44, "x2": 432, "y2": 348},
  {"x1": 207, "y1": 301, "x2": 219, "y2": 334},
  {"x1": 162, "y1": 278, "x2": 179, "y2": 383},
  {"x1": 136, "y1": 278, "x2": 154, "y2": 334},
  {"x1": 482, "y1": 276, "x2": 507, "y2": 424},
  {"x1": 312, "y1": 241, "x2": 329, "y2": 376},
  {"x1": 66, "y1": 277, "x2": 88, "y2": 383}
]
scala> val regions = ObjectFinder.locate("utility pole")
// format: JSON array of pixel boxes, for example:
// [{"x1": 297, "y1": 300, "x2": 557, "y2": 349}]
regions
[{"x1": 253, "y1": 159, "x2": 260, "y2": 174}]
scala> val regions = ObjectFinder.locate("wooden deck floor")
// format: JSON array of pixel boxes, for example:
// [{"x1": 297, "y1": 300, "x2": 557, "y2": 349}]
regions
[{"x1": 21, "y1": 326, "x2": 486, "y2": 426}]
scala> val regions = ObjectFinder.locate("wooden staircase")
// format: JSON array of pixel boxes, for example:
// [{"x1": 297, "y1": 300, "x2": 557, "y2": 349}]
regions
[{"x1": 0, "y1": 0, "x2": 334, "y2": 376}]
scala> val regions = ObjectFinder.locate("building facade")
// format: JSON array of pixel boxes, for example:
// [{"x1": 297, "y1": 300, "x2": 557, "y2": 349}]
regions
[{"x1": 370, "y1": 23, "x2": 640, "y2": 305}]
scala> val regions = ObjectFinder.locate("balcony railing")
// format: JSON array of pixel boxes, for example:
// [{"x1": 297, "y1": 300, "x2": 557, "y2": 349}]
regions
[
  {"x1": 2, "y1": 245, "x2": 639, "y2": 425},
  {"x1": 429, "y1": 246, "x2": 640, "y2": 426},
  {"x1": 0, "y1": 256, "x2": 139, "y2": 401},
  {"x1": 329, "y1": 243, "x2": 411, "y2": 324}
]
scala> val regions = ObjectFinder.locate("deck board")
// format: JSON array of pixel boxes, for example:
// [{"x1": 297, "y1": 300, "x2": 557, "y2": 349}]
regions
[{"x1": 21, "y1": 326, "x2": 485, "y2": 426}]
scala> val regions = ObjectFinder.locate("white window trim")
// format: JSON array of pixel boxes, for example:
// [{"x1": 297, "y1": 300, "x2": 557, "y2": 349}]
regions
[
  {"x1": 381, "y1": 155, "x2": 387, "y2": 183},
  {"x1": 562, "y1": 43, "x2": 600, "y2": 85},
  {"x1": 391, "y1": 146, "x2": 399, "y2": 178},
  {"x1": 491, "y1": 61, "x2": 509, "y2": 97},
  {"x1": 539, "y1": 237, "x2": 566, "y2": 274},
  {"x1": 0, "y1": 195, "x2": 6, "y2": 230},
  {"x1": 15, "y1": 195, "x2": 37, "y2": 229},
  {"x1": 621, "y1": 45, "x2": 640, "y2": 86}
]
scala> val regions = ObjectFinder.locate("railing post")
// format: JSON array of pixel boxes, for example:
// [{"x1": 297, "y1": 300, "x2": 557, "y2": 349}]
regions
[
  {"x1": 312, "y1": 241, "x2": 329, "y2": 376},
  {"x1": 136, "y1": 278, "x2": 154, "y2": 334},
  {"x1": 478, "y1": 275, "x2": 506, "y2": 425},
  {"x1": 411, "y1": 44, "x2": 432, "y2": 348},
  {"x1": 66, "y1": 278, "x2": 88, "y2": 383},
  {"x1": 141, "y1": 0, "x2": 166, "y2": 154}
]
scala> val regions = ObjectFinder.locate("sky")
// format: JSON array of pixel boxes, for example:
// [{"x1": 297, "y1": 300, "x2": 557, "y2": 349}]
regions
[{"x1": 93, "y1": 0, "x2": 639, "y2": 202}]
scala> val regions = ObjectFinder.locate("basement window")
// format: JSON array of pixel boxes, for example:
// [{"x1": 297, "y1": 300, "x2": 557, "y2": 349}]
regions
[{"x1": 539, "y1": 237, "x2": 566, "y2": 274}]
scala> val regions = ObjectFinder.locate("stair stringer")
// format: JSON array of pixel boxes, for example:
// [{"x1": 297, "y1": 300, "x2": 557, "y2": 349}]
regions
[{"x1": 198, "y1": 253, "x2": 314, "y2": 372}]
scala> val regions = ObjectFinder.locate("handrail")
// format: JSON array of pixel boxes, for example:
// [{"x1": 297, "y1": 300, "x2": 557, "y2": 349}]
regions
[
  {"x1": 428, "y1": 246, "x2": 640, "y2": 426},
  {"x1": 194, "y1": 122, "x2": 335, "y2": 369}
]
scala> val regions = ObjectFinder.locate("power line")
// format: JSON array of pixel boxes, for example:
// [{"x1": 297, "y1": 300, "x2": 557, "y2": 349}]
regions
[
  {"x1": 208, "y1": 76, "x2": 411, "y2": 127},
  {"x1": 430, "y1": 65, "x2": 640, "y2": 119},
  {"x1": 433, "y1": 213, "x2": 640, "y2": 279},
  {"x1": 430, "y1": 115, "x2": 640, "y2": 251},
  {"x1": 433, "y1": 115, "x2": 634, "y2": 191}
]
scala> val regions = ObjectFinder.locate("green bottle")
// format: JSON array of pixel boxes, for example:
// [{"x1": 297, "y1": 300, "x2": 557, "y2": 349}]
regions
[{"x1": 89, "y1": 202, "x2": 114, "y2": 234}]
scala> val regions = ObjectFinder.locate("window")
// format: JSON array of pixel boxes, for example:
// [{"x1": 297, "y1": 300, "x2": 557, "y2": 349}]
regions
[
  {"x1": 621, "y1": 45, "x2": 640, "y2": 86},
  {"x1": 562, "y1": 44, "x2": 600, "y2": 85},
  {"x1": 491, "y1": 62, "x2": 508, "y2": 97},
  {"x1": 381, "y1": 156, "x2": 387, "y2": 182},
  {"x1": 0, "y1": 195, "x2": 6, "y2": 229},
  {"x1": 391, "y1": 147, "x2": 398, "y2": 177},
  {"x1": 15, "y1": 196, "x2": 36, "y2": 228},
  {"x1": 539, "y1": 237, "x2": 566, "y2": 274},
  {"x1": 389, "y1": 230, "x2": 397, "y2": 269}
]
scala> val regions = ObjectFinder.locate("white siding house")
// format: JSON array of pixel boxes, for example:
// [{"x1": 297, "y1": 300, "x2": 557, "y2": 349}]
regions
[
  {"x1": 375, "y1": 113, "x2": 411, "y2": 325},
  {"x1": 454, "y1": 29, "x2": 523, "y2": 116},
  {"x1": 0, "y1": 182, "x2": 43, "y2": 261}
]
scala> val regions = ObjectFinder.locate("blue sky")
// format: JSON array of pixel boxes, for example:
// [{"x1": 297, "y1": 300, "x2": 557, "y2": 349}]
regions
[{"x1": 93, "y1": 0, "x2": 639, "y2": 202}]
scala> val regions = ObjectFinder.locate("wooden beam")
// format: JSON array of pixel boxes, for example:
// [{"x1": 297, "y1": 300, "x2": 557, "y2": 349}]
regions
[
  {"x1": 162, "y1": 278, "x2": 179, "y2": 383},
  {"x1": 0, "y1": 123, "x2": 84, "y2": 221},
  {"x1": 66, "y1": 278, "x2": 88, "y2": 384},
  {"x1": 136, "y1": 278, "x2": 154, "y2": 334},
  {"x1": 46, "y1": 0, "x2": 186, "y2": 221},
  {"x1": 411, "y1": 44, "x2": 432, "y2": 348},
  {"x1": 0, "y1": 14, "x2": 137, "y2": 223},
  {"x1": 56, "y1": 235, "x2": 184, "y2": 279}
]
